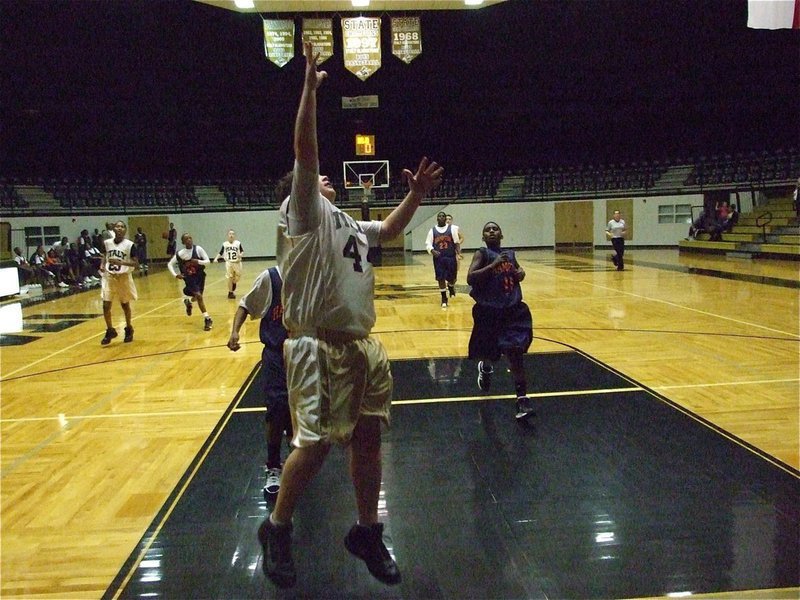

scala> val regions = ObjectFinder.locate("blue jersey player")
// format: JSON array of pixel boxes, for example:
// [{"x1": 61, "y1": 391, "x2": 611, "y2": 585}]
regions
[
  {"x1": 227, "y1": 266, "x2": 292, "y2": 499},
  {"x1": 467, "y1": 221, "x2": 535, "y2": 422}
]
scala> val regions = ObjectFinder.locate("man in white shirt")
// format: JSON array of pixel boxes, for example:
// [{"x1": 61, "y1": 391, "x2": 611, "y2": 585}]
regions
[{"x1": 605, "y1": 210, "x2": 627, "y2": 271}]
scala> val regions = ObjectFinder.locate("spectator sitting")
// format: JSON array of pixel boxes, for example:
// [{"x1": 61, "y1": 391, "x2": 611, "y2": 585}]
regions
[
  {"x1": 710, "y1": 201, "x2": 731, "y2": 241},
  {"x1": 687, "y1": 210, "x2": 716, "y2": 240},
  {"x1": 721, "y1": 203, "x2": 739, "y2": 233},
  {"x1": 77, "y1": 234, "x2": 99, "y2": 282},
  {"x1": 30, "y1": 245, "x2": 61, "y2": 287},
  {"x1": 13, "y1": 247, "x2": 36, "y2": 287},
  {"x1": 46, "y1": 248, "x2": 73, "y2": 287},
  {"x1": 65, "y1": 242, "x2": 90, "y2": 285},
  {"x1": 84, "y1": 243, "x2": 103, "y2": 279},
  {"x1": 51, "y1": 236, "x2": 70, "y2": 260},
  {"x1": 91, "y1": 228, "x2": 104, "y2": 252}
]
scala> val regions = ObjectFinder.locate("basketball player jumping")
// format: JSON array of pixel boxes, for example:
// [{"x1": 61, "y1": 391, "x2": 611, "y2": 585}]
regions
[{"x1": 257, "y1": 41, "x2": 443, "y2": 589}]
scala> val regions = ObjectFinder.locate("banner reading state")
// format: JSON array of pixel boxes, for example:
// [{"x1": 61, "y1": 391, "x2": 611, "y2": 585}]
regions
[
  {"x1": 341, "y1": 17, "x2": 381, "y2": 81},
  {"x1": 263, "y1": 19, "x2": 294, "y2": 67},
  {"x1": 302, "y1": 18, "x2": 334, "y2": 64},
  {"x1": 391, "y1": 16, "x2": 421, "y2": 64}
]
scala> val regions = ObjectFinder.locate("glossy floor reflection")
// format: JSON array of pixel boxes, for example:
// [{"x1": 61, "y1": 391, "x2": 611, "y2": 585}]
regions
[{"x1": 106, "y1": 352, "x2": 800, "y2": 599}]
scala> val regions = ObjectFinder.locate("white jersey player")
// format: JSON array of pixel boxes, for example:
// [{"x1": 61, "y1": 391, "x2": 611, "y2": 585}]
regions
[
  {"x1": 259, "y1": 40, "x2": 443, "y2": 590},
  {"x1": 215, "y1": 229, "x2": 244, "y2": 299},
  {"x1": 100, "y1": 220, "x2": 138, "y2": 345},
  {"x1": 279, "y1": 167, "x2": 381, "y2": 338}
]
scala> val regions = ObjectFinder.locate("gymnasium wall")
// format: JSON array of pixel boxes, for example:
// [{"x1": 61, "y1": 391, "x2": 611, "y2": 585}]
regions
[{"x1": 2, "y1": 193, "x2": 703, "y2": 260}]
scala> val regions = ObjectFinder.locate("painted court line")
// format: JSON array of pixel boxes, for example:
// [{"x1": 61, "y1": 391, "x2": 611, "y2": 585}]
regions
[
  {"x1": 0, "y1": 408, "x2": 223, "y2": 424},
  {"x1": 3, "y1": 296, "x2": 187, "y2": 379},
  {"x1": 391, "y1": 386, "x2": 642, "y2": 406},
  {"x1": 654, "y1": 377, "x2": 799, "y2": 390}
]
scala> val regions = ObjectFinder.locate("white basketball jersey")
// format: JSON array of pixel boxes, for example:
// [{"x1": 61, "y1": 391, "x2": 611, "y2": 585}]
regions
[
  {"x1": 103, "y1": 238, "x2": 135, "y2": 274},
  {"x1": 220, "y1": 240, "x2": 243, "y2": 263},
  {"x1": 278, "y1": 184, "x2": 381, "y2": 337}
]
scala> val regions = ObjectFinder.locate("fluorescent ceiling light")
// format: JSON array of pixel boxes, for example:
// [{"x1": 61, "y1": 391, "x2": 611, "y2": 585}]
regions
[
  {"x1": 352, "y1": 0, "x2": 370, "y2": 7},
  {"x1": 234, "y1": 0, "x2": 254, "y2": 8},
  {"x1": 465, "y1": 0, "x2": 484, "y2": 5}
]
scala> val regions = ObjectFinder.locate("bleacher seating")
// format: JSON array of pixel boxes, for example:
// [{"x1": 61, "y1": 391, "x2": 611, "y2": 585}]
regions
[
  {"x1": 522, "y1": 161, "x2": 668, "y2": 197},
  {"x1": 685, "y1": 147, "x2": 798, "y2": 188},
  {"x1": 1, "y1": 148, "x2": 795, "y2": 217},
  {"x1": 0, "y1": 183, "x2": 28, "y2": 209},
  {"x1": 220, "y1": 180, "x2": 278, "y2": 207},
  {"x1": 679, "y1": 194, "x2": 799, "y2": 259},
  {"x1": 41, "y1": 178, "x2": 199, "y2": 210}
]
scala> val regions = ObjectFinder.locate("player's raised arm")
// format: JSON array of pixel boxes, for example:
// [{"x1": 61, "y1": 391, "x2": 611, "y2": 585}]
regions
[
  {"x1": 287, "y1": 41, "x2": 328, "y2": 234},
  {"x1": 294, "y1": 42, "x2": 328, "y2": 169},
  {"x1": 295, "y1": 41, "x2": 326, "y2": 169},
  {"x1": 381, "y1": 157, "x2": 444, "y2": 241}
]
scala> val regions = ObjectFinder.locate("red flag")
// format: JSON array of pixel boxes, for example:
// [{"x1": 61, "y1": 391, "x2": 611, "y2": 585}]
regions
[{"x1": 747, "y1": 0, "x2": 800, "y2": 29}]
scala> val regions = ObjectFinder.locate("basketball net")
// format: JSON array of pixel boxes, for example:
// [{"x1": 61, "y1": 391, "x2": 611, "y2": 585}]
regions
[{"x1": 361, "y1": 179, "x2": 373, "y2": 202}]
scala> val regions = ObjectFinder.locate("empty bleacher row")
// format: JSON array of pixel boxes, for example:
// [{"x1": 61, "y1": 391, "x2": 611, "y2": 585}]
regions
[
  {"x1": 686, "y1": 148, "x2": 798, "y2": 188},
  {"x1": 2, "y1": 148, "x2": 796, "y2": 215},
  {"x1": 369, "y1": 169, "x2": 502, "y2": 203},
  {"x1": 43, "y1": 180, "x2": 199, "y2": 209},
  {"x1": 1, "y1": 184, "x2": 27, "y2": 209},
  {"x1": 220, "y1": 180, "x2": 277, "y2": 208},
  {"x1": 522, "y1": 162, "x2": 668, "y2": 196}
]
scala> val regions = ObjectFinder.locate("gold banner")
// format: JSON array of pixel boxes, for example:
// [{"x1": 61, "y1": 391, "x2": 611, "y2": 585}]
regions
[
  {"x1": 341, "y1": 17, "x2": 381, "y2": 81},
  {"x1": 391, "y1": 16, "x2": 421, "y2": 64},
  {"x1": 302, "y1": 18, "x2": 334, "y2": 64},
  {"x1": 263, "y1": 19, "x2": 294, "y2": 67}
]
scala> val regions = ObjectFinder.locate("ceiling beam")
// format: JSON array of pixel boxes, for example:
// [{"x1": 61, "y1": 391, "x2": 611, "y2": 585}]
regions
[{"x1": 194, "y1": 1, "x2": 507, "y2": 13}]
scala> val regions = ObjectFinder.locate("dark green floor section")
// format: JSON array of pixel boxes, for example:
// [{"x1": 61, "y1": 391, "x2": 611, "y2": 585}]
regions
[{"x1": 106, "y1": 352, "x2": 799, "y2": 599}]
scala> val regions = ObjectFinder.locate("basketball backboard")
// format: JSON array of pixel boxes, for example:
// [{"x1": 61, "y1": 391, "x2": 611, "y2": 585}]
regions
[{"x1": 343, "y1": 159, "x2": 390, "y2": 189}]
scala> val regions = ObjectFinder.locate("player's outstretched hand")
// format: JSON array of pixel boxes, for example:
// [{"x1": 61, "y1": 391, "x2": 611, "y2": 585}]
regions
[
  {"x1": 404, "y1": 157, "x2": 443, "y2": 198},
  {"x1": 303, "y1": 41, "x2": 327, "y2": 90}
]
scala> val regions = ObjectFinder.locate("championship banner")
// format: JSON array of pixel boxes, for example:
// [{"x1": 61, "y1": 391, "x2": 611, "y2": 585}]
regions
[
  {"x1": 263, "y1": 19, "x2": 294, "y2": 67},
  {"x1": 391, "y1": 16, "x2": 422, "y2": 64},
  {"x1": 341, "y1": 17, "x2": 381, "y2": 81},
  {"x1": 302, "y1": 18, "x2": 334, "y2": 64}
]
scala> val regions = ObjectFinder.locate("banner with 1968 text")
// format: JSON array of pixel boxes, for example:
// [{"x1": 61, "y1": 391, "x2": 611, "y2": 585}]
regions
[{"x1": 391, "y1": 16, "x2": 421, "y2": 64}]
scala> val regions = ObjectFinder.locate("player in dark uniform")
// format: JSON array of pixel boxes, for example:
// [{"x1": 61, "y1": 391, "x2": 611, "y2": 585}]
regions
[
  {"x1": 167, "y1": 233, "x2": 213, "y2": 331},
  {"x1": 425, "y1": 211, "x2": 461, "y2": 308},
  {"x1": 228, "y1": 266, "x2": 293, "y2": 500},
  {"x1": 467, "y1": 221, "x2": 535, "y2": 422}
]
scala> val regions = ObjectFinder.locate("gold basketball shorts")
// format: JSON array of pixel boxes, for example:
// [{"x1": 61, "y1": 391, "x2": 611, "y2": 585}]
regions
[
  {"x1": 283, "y1": 333, "x2": 392, "y2": 447},
  {"x1": 101, "y1": 272, "x2": 138, "y2": 304}
]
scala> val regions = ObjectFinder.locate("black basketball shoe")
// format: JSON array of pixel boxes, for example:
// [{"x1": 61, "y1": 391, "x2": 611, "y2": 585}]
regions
[
  {"x1": 258, "y1": 517, "x2": 296, "y2": 588},
  {"x1": 344, "y1": 522, "x2": 401, "y2": 585},
  {"x1": 101, "y1": 328, "x2": 118, "y2": 345}
]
